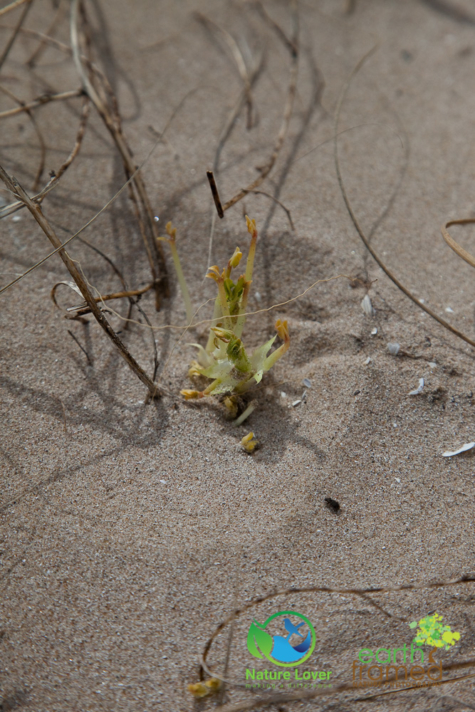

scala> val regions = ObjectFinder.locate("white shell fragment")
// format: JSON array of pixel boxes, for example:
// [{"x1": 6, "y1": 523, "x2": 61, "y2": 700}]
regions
[
  {"x1": 371, "y1": 327, "x2": 378, "y2": 335},
  {"x1": 292, "y1": 399, "x2": 302, "y2": 407},
  {"x1": 442, "y1": 442, "x2": 475, "y2": 457},
  {"x1": 364, "y1": 357, "x2": 372, "y2": 365},
  {"x1": 445, "y1": 307, "x2": 454, "y2": 313},
  {"x1": 409, "y1": 378, "x2": 424, "y2": 396},
  {"x1": 302, "y1": 378, "x2": 312, "y2": 388},
  {"x1": 361, "y1": 295, "x2": 374, "y2": 317},
  {"x1": 387, "y1": 342, "x2": 400, "y2": 356},
  {"x1": 429, "y1": 362, "x2": 437, "y2": 368}
]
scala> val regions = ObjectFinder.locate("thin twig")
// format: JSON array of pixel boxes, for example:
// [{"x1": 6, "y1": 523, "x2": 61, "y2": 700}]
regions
[
  {"x1": 201, "y1": 572, "x2": 475, "y2": 685},
  {"x1": 334, "y1": 48, "x2": 475, "y2": 349},
  {"x1": 0, "y1": 121, "x2": 167, "y2": 294},
  {"x1": 0, "y1": 164, "x2": 161, "y2": 396},
  {"x1": 77, "y1": 237, "x2": 159, "y2": 378},
  {"x1": 0, "y1": 88, "x2": 82, "y2": 119},
  {"x1": 214, "y1": 669, "x2": 475, "y2": 712},
  {"x1": 0, "y1": 82, "x2": 46, "y2": 191},
  {"x1": 209, "y1": 0, "x2": 299, "y2": 216},
  {"x1": 195, "y1": 12, "x2": 255, "y2": 129},
  {"x1": 441, "y1": 218, "x2": 475, "y2": 269},
  {"x1": 249, "y1": 190, "x2": 294, "y2": 230},
  {"x1": 26, "y1": 0, "x2": 64, "y2": 67},
  {"x1": 0, "y1": 0, "x2": 33, "y2": 70},
  {"x1": 70, "y1": 0, "x2": 168, "y2": 309},
  {"x1": 67, "y1": 328, "x2": 92, "y2": 366},
  {"x1": 0, "y1": 0, "x2": 29, "y2": 19}
]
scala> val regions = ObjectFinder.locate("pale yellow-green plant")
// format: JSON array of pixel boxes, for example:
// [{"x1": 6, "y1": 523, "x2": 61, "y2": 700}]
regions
[{"x1": 160, "y1": 216, "x2": 290, "y2": 404}]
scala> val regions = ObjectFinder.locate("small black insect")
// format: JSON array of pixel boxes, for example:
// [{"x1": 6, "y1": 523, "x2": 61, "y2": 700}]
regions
[{"x1": 324, "y1": 497, "x2": 340, "y2": 513}]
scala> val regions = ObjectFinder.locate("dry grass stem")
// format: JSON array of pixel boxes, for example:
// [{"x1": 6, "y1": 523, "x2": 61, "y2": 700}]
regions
[
  {"x1": 70, "y1": 0, "x2": 168, "y2": 310},
  {"x1": 0, "y1": 0, "x2": 33, "y2": 70},
  {"x1": 0, "y1": 88, "x2": 82, "y2": 120},
  {"x1": 208, "y1": 0, "x2": 299, "y2": 216},
  {"x1": 0, "y1": 165, "x2": 161, "y2": 397},
  {"x1": 441, "y1": 218, "x2": 475, "y2": 269},
  {"x1": 0, "y1": 0, "x2": 30, "y2": 19},
  {"x1": 334, "y1": 49, "x2": 475, "y2": 349}
]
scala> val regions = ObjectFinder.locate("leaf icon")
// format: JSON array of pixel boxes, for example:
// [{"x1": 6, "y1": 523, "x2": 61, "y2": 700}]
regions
[{"x1": 247, "y1": 620, "x2": 274, "y2": 659}]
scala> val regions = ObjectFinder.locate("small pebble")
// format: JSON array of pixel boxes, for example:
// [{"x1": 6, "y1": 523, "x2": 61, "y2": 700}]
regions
[
  {"x1": 445, "y1": 307, "x2": 454, "y2": 313},
  {"x1": 387, "y1": 342, "x2": 400, "y2": 356},
  {"x1": 302, "y1": 378, "x2": 312, "y2": 388},
  {"x1": 371, "y1": 327, "x2": 378, "y2": 335},
  {"x1": 12, "y1": 215, "x2": 21, "y2": 222}
]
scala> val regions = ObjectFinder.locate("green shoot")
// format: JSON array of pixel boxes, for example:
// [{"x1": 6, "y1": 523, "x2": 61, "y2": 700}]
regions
[{"x1": 158, "y1": 222, "x2": 193, "y2": 325}]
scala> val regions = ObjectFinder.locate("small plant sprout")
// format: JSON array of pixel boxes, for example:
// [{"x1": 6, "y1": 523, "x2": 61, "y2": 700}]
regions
[
  {"x1": 180, "y1": 216, "x2": 291, "y2": 402},
  {"x1": 158, "y1": 221, "x2": 193, "y2": 324}
]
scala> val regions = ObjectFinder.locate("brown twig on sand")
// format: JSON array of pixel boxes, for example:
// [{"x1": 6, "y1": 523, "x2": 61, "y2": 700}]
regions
[
  {"x1": 208, "y1": 0, "x2": 299, "y2": 216},
  {"x1": 213, "y1": 668, "x2": 475, "y2": 712},
  {"x1": 0, "y1": 88, "x2": 82, "y2": 119},
  {"x1": 249, "y1": 190, "x2": 295, "y2": 231},
  {"x1": 0, "y1": 82, "x2": 46, "y2": 191},
  {"x1": 441, "y1": 218, "x2": 475, "y2": 269},
  {"x1": 195, "y1": 12, "x2": 255, "y2": 129},
  {"x1": 70, "y1": 0, "x2": 168, "y2": 310},
  {"x1": 0, "y1": 0, "x2": 30, "y2": 17},
  {"x1": 199, "y1": 573, "x2": 475, "y2": 711},
  {"x1": 0, "y1": 164, "x2": 161, "y2": 397},
  {"x1": 0, "y1": 0, "x2": 33, "y2": 70},
  {"x1": 0, "y1": 92, "x2": 89, "y2": 219},
  {"x1": 334, "y1": 49, "x2": 475, "y2": 349},
  {"x1": 26, "y1": 0, "x2": 64, "y2": 67}
]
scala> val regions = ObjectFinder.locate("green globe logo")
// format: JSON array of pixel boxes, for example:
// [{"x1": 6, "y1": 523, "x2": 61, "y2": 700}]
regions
[{"x1": 247, "y1": 611, "x2": 316, "y2": 667}]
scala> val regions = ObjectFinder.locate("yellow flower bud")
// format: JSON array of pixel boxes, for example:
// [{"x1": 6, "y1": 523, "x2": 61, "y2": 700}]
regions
[
  {"x1": 165, "y1": 221, "x2": 177, "y2": 240},
  {"x1": 241, "y1": 431, "x2": 259, "y2": 453},
  {"x1": 188, "y1": 361, "x2": 203, "y2": 378},
  {"x1": 180, "y1": 389, "x2": 202, "y2": 400},
  {"x1": 229, "y1": 246, "x2": 243, "y2": 269},
  {"x1": 245, "y1": 215, "x2": 257, "y2": 237},
  {"x1": 275, "y1": 319, "x2": 289, "y2": 343}
]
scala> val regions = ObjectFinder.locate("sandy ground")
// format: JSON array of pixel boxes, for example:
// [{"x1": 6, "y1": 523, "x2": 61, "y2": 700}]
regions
[{"x1": 2, "y1": 0, "x2": 475, "y2": 710}]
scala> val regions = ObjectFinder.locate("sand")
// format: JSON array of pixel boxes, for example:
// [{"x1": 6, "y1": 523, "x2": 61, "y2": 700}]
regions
[{"x1": 2, "y1": 0, "x2": 475, "y2": 710}]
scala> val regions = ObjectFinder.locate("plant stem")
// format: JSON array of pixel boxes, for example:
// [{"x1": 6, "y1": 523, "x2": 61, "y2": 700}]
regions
[{"x1": 168, "y1": 240, "x2": 193, "y2": 325}]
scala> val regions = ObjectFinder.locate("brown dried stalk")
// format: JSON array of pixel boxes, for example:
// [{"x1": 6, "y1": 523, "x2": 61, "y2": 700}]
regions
[
  {"x1": 0, "y1": 82, "x2": 46, "y2": 191},
  {"x1": 335, "y1": 49, "x2": 475, "y2": 349},
  {"x1": 0, "y1": 0, "x2": 30, "y2": 17},
  {"x1": 70, "y1": 0, "x2": 168, "y2": 310},
  {"x1": 441, "y1": 218, "x2": 475, "y2": 269},
  {"x1": 208, "y1": 0, "x2": 299, "y2": 216},
  {"x1": 0, "y1": 0, "x2": 33, "y2": 69},
  {"x1": 0, "y1": 88, "x2": 82, "y2": 119},
  {"x1": 0, "y1": 164, "x2": 161, "y2": 397},
  {"x1": 195, "y1": 12, "x2": 255, "y2": 130}
]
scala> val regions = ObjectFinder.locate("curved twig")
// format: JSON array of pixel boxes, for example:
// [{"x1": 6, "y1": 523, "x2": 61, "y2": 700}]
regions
[
  {"x1": 441, "y1": 218, "x2": 475, "y2": 269},
  {"x1": 334, "y1": 48, "x2": 475, "y2": 349}
]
